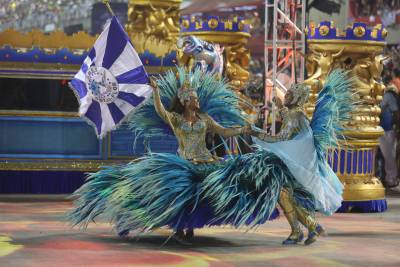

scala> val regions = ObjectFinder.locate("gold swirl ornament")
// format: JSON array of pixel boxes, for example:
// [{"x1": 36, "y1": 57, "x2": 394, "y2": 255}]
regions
[
  {"x1": 181, "y1": 19, "x2": 190, "y2": 29},
  {"x1": 318, "y1": 25, "x2": 330, "y2": 36},
  {"x1": 208, "y1": 18, "x2": 219, "y2": 30},
  {"x1": 238, "y1": 20, "x2": 248, "y2": 31},
  {"x1": 353, "y1": 26, "x2": 366, "y2": 38},
  {"x1": 382, "y1": 28, "x2": 388, "y2": 38}
]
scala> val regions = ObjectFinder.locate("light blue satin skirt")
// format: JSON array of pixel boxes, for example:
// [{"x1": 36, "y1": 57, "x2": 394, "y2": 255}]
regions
[{"x1": 252, "y1": 126, "x2": 343, "y2": 215}]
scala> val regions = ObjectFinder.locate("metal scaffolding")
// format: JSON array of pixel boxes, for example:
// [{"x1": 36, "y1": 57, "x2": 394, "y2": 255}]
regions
[{"x1": 264, "y1": 0, "x2": 306, "y2": 134}]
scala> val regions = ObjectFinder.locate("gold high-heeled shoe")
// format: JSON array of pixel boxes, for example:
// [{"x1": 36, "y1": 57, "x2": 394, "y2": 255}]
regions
[{"x1": 294, "y1": 205, "x2": 325, "y2": 245}]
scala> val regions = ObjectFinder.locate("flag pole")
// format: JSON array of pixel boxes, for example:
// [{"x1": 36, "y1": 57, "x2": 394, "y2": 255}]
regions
[
  {"x1": 103, "y1": 0, "x2": 115, "y2": 16},
  {"x1": 160, "y1": 57, "x2": 164, "y2": 74}
]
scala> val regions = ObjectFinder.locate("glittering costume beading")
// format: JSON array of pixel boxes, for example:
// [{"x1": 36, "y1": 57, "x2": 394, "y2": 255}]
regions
[{"x1": 153, "y1": 82, "x2": 243, "y2": 163}]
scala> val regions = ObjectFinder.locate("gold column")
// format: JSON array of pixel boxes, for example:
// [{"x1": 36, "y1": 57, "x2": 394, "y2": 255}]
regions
[
  {"x1": 178, "y1": 16, "x2": 253, "y2": 154},
  {"x1": 127, "y1": 0, "x2": 182, "y2": 58},
  {"x1": 179, "y1": 16, "x2": 251, "y2": 91},
  {"x1": 305, "y1": 22, "x2": 388, "y2": 211},
  {"x1": 179, "y1": 16, "x2": 254, "y2": 117}
]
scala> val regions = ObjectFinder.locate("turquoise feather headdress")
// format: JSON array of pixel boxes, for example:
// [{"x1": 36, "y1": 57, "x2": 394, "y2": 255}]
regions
[{"x1": 128, "y1": 67, "x2": 247, "y2": 140}]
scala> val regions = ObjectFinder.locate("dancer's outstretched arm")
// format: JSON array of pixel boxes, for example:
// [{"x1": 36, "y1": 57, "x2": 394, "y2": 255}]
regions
[
  {"x1": 252, "y1": 112, "x2": 302, "y2": 142},
  {"x1": 205, "y1": 114, "x2": 251, "y2": 138}
]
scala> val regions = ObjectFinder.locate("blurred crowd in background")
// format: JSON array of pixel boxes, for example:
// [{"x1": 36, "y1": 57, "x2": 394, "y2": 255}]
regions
[
  {"x1": 386, "y1": 45, "x2": 400, "y2": 70},
  {"x1": 0, "y1": 0, "x2": 131, "y2": 32},
  {"x1": 350, "y1": 0, "x2": 400, "y2": 27},
  {"x1": 378, "y1": 44, "x2": 400, "y2": 189},
  {"x1": 353, "y1": 0, "x2": 400, "y2": 17},
  {"x1": 383, "y1": 45, "x2": 400, "y2": 94}
]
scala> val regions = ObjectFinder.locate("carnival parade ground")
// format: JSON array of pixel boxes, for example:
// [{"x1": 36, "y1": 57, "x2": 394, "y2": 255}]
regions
[
  {"x1": 1, "y1": 0, "x2": 400, "y2": 266},
  {"x1": 1, "y1": 193, "x2": 399, "y2": 267}
]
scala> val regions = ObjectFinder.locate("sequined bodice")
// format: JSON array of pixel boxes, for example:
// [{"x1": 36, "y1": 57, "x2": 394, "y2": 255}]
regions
[
  {"x1": 152, "y1": 85, "x2": 244, "y2": 163},
  {"x1": 172, "y1": 113, "x2": 214, "y2": 162},
  {"x1": 253, "y1": 107, "x2": 308, "y2": 142}
]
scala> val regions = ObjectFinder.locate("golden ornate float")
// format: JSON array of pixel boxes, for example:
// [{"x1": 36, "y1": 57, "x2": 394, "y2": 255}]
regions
[{"x1": 305, "y1": 21, "x2": 388, "y2": 212}]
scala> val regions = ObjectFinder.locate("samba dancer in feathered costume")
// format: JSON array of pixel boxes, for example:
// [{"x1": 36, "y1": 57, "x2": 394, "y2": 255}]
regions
[
  {"x1": 68, "y1": 67, "x2": 270, "y2": 244},
  {"x1": 69, "y1": 67, "x2": 355, "y2": 246},
  {"x1": 203, "y1": 69, "x2": 355, "y2": 245}
]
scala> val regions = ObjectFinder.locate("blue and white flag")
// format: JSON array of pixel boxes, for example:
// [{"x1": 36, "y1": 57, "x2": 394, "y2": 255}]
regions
[{"x1": 70, "y1": 16, "x2": 152, "y2": 138}]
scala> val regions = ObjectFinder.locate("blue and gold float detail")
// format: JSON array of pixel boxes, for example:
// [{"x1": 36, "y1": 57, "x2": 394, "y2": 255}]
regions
[
  {"x1": 178, "y1": 15, "x2": 251, "y2": 91},
  {"x1": 0, "y1": 2, "x2": 246, "y2": 195},
  {"x1": 0, "y1": 0, "x2": 181, "y2": 185},
  {"x1": 0, "y1": 28, "x2": 177, "y2": 79},
  {"x1": 327, "y1": 146, "x2": 386, "y2": 212},
  {"x1": 306, "y1": 21, "x2": 388, "y2": 42},
  {"x1": 180, "y1": 15, "x2": 250, "y2": 35},
  {"x1": 305, "y1": 21, "x2": 388, "y2": 213},
  {"x1": 328, "y1": 148, "x2": 375, "y2": 176}
]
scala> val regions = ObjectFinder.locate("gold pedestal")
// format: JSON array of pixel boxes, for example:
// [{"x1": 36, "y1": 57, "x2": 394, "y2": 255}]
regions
[
  {"x1": 178, "y1": 16, "x2": 257, "y2": 120},
  {"x1": 305, "y1": 22, "x2": 388, "y2": 212},
  {"x1": 179, "y1": 16, "x2": 251, "y2": 92}
]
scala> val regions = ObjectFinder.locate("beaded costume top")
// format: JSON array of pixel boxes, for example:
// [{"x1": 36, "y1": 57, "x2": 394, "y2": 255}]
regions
[
  {"x1": 165, "y1": 112, "x2": 243, "y2": 162},
  {"x1": 252, "y1": 83, "x2": 310, "y2": 142},
  {"x1": 253, "y1": 107, "x2": 308, "y2": 142},
  {"x1": 153, "y1": 83, "x2": 244, "y2": 163}
]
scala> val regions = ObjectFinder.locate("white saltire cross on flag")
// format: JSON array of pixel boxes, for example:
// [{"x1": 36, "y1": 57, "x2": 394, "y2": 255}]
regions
[{"x1": 69, "y1": 16, "x2": 152, "y2": 139}]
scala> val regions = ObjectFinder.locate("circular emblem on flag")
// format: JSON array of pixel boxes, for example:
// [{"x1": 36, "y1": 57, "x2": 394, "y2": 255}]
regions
[{"x1": 85, "y1": 66, "x2": 119, "y2": 104}]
